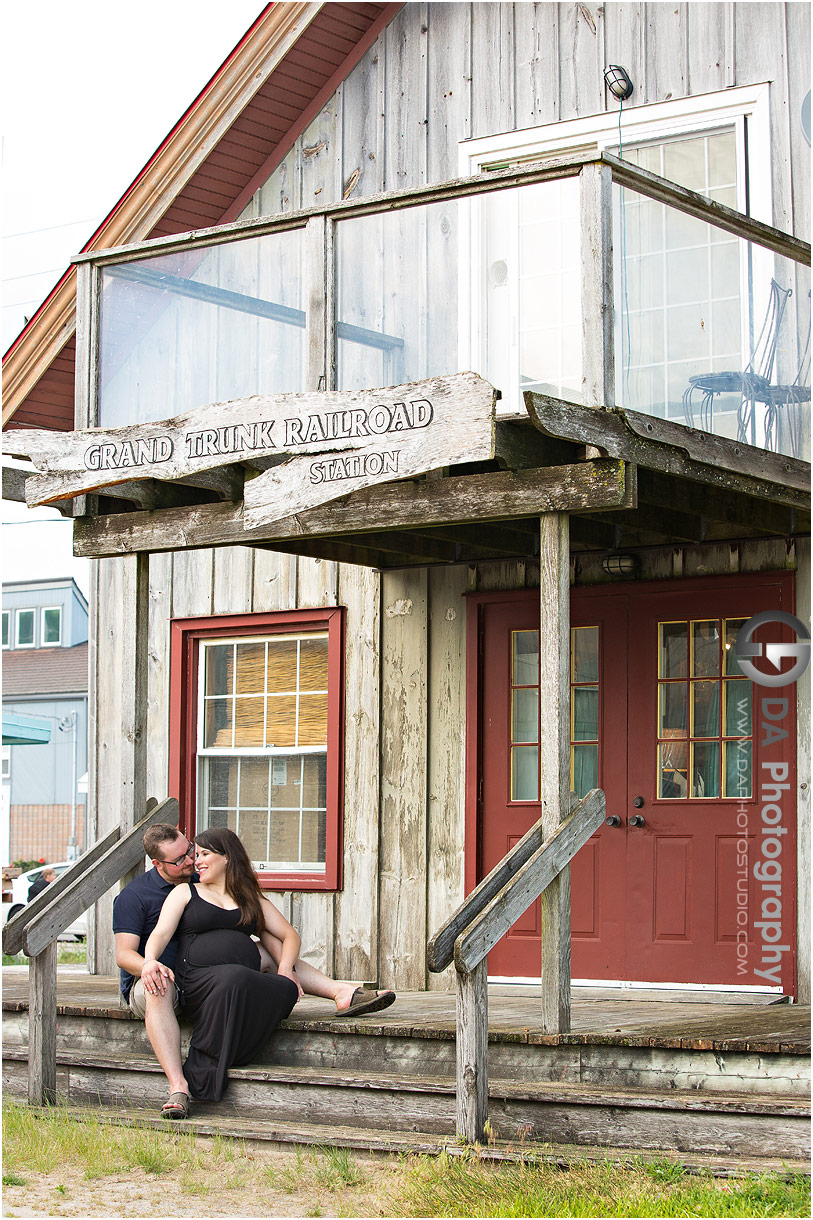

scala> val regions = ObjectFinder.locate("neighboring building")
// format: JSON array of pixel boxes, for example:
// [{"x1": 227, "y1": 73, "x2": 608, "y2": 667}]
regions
[
  {"x1": 2, "y1": 4, "x2": 809, "y2": 1006},
  {"x1": 1, "y1": 579, "x2": 89, "y2": 864}
]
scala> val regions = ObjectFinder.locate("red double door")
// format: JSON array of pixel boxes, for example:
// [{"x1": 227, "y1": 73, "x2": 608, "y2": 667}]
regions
[{"x1": 477, "y1": 575, "x2": 797, "y2": 991}]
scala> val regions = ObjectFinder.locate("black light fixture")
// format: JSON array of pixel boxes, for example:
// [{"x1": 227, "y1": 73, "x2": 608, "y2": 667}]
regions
[
  {"x1": 602, "y1": 553, "x2": 638, "y2": 578},
  {"x1": 604, "y1": 65, "x2": 634, "y2": 102}
]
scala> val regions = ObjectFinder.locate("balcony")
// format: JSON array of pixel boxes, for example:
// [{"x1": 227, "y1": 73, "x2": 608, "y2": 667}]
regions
[{"x1": 84, "y1": 152, "x2": 810, "y2": 465}]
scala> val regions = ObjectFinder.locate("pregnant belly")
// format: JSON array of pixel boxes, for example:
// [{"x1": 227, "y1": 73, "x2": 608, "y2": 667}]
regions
[{"x1": 186, "y1": 929, "x2": 261, "y2": 971}]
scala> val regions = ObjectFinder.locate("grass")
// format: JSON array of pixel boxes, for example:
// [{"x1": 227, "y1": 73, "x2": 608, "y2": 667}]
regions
[
  {"x1": 3, "y1": 941, "x2": 87, "y2": 967},
  {"x1": 386, "y1": 1148, "x2": 812, "y2": 1218},
  {"x1": 2, "y1": 1102, "x2": 809, "y2": 1218}
]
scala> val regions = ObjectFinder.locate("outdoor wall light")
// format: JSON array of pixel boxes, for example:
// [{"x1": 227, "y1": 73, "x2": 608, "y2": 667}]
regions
[
  {"x1": 604, "y1": 65, "x2": 634, "y2": 102},
  {"x1": 602, "y1": 553, "x2": 638, "y2": 577}
]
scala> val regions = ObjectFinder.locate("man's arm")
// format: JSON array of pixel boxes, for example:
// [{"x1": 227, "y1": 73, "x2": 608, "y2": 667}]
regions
[{"x1": 115, "y1": 931, "x2": 146, "y2": 978}]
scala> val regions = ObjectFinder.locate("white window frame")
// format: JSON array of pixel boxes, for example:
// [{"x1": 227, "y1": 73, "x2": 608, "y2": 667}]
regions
[
  {"x1": 1, "y1": 746, "x2": 10, "y2": 780},
  {"x1": 41, "y1": 606, "x2": 63, "y2": 647},
  {"x1": 457, "y1": 84, "x2": 773, "y2": 415},
  {"x1": 15, "y1": 608, "x2": 36, "y2": 649}
]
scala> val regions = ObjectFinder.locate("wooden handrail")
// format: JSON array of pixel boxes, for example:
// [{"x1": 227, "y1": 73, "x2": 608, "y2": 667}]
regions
[
  {"x1": 427, "y1": 788, "x2": 606, "y2": 1145},
  {"x1": 17, "y1": 796, "x2": 179, "y2": 1106},
  {"x1": 427, "y1": 792, "x2": 580, "y2": 974},
  {"x1": 454, "y1": 789, "x2": 605, "y2": 974},
  {"x1": 23, "y1": 798, "x2": 179, "y2": 957}
]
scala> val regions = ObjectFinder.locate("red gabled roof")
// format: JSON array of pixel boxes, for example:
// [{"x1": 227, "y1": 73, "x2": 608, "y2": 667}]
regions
[{"x1": 3, "y1": 2, "x2": 401, "y2": 432}]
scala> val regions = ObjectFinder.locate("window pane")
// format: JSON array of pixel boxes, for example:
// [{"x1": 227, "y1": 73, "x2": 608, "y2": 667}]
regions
[
  {"x1": 205, "y1": 644, "x2": 233, "y2": 697},
  {"x1": 692, "y1": 680, "x2": 721, "y2": 738},
  {"x1": 301, "y1": 755, "x2": 327, "y2": 808},
  {"x1": 239, "y1": 757, "x2": 270, "y2": 808},
  {"x1": 16, "y1": 610, "x2": 34, "y2": 646},
  {"x1": 299, "y1": 638, "x2": 329, "y2": 691},
  {"x1": 512, "y1": 746, "x2": 538, "y2": 801},
  {"x1": 233, "y1": 698, "x2": 265, "y2": 747},
  {"x1": 42, "y1": 608, "x2": 61, "y2": 645},
  {"x1": 692, "y1": 741, "x2": 720, "y2": 798},
  {"x1": 298, "y1": 693, "x2": 328, "y2": 746},
  {"x1": 204, "y1": 698, "x2": 233, "y2": 748},
  {"x1": 206, "y1": 757, "x2": 236, "y2": 808},
  {"x1": 512, "y1": 688, "x2": 539, "y2": 744},
  {"x1": 269, "y1": 811, "x2": 301, "y2": 864},
  {"x1": 1, "y1": 612, "x2": 8, "y2": 648},
  {"x1": 239, "y1": 810, "x2": 270, "y2": 862},
  {"x1": 692, "y1": 621, "x2": 720, "y2": 676},
  {"x1": 572, "y1": 626, "x2": 599, "y2": 682},
  {"x1": 660, "y1": 623, "x2": 688, "y2": 678},
  {"x1": 266, "y1": 695, "x2": 297, "y2": 747},
  {"x1": 659, "y1": 682, "x2": 687, "y2": 737},
  {"x1": 725, "y1": 679, "x2": 752, "y2": 737},
  {"x1": 724, "y1": 740, "x2": 752, "y2": 798},
  {"x1": 659, "y1": 741, "x2": 688, "y2": 798},
  {"x1": 512, "y1": 630, "x2": 539, "y2": 685},
  {"x1": 572, "y1": 743, "x2": 598, "y2": 798},
  {"x1": 572, "y1": 687, "x2": 598, "y2": 742},
  {"x1": 235, "y1": 642, "x2": 266, "y2": 694},
  {"x1": 267, "y1": 640, "x2": 299, "y2": 693},
  {"x1": 724, "y1": 619, "x2": 747, "y2": 676}
]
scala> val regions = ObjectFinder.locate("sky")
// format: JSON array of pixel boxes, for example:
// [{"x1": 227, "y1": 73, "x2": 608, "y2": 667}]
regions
[{"x1": 2, "y1": 0, "x2": 265, "y2": 596}]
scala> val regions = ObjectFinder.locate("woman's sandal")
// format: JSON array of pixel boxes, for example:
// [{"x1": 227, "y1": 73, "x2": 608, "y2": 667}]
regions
[
  {"x1": 336, "y1": 988, "x2": 396, "y2": 1018},
  {"x1": 161, "y1": 1092, "x2": 190, "y2": 1119}
]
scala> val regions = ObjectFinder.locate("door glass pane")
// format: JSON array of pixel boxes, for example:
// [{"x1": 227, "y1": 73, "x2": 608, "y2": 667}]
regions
[
  {"x1": 512, "y1": 688, "x2": 539, "y2": 744},
  {"x1": 692, "y1": 680, "x2": 721, "y2": 737},
  {"x1": 724, "y1": 740, "x2": 752, "y2": 798},
  {"x1": 572, "y1": 687, "x2": 598, "y2": 741},
  {"x1": 659, "y1": 741, "x2": 688, "y2": 798},
  {"x1": 572, "y1": 626, "x2": 599, "y2": 682},
  {"x1": 692, "y1": 621, "x2": 721, "y2": 676},
  {"x1": 572, "y1": 743, "x2": 598, "y2": 798},
  {"x1": 725, "y1": 679, "x2": 752, "y2": 737},
  {"x1": 512, "y1": 746, "x2": 539, "y2": 801},
  {"x1": 659, "y1": 682, "x2": 687, "y2": 737},
  {"x1": 724, "y1": 619, "x2": 747, "y2": 675},
  {"x1": 692, "y1": 741, "x2": 721, "y2": 798},
  {"x1": 512, "y1": 630, "x2": 539, "y2": 684},
  {"x1": 659, "y1": 622, "x2": 688, "y2": 678}
]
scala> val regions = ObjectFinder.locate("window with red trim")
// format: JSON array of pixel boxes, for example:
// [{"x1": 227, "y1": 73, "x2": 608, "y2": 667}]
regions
[{"x1": 169, "y1": 609, "x2": 344, "y2": 891}]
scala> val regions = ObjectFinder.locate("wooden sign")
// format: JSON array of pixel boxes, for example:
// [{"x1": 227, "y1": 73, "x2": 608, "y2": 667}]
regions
[{"x1": 3, "y1": 373, "x2": 496, "y2": 518}]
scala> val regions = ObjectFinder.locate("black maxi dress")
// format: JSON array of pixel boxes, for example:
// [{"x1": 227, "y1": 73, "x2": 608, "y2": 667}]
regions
[{"x1": 175, "y1": 883, "x2": 299, "y2": 1101}]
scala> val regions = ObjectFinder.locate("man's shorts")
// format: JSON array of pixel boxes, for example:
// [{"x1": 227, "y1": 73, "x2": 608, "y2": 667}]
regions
[{"x1": 127, "y1": 977, "x2": 181, "y2": 1019}]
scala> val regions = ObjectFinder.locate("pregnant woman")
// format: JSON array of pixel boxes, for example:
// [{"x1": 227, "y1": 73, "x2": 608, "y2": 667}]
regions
[{"x1": 142, "y1": 827, "x2": 302, "y2": 1108}]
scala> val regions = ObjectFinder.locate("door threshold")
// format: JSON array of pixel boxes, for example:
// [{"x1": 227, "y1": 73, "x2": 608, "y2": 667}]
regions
[{"x1": 487, "y1": 977, "x2": 788, "y2": 1005}]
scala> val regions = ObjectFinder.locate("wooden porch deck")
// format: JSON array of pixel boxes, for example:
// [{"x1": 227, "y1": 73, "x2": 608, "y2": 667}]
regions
[{"x1": 3, "y1": 968, "x2": 809, "y2": 1055}]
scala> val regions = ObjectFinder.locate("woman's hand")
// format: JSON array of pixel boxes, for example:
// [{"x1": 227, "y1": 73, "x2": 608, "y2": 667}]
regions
[
  {"x1": 276, "y1": 964, "x2": 304, "y2": 1000},
  {"x1": 141, "y1": 958, "x2": 175, "y2": 996}
]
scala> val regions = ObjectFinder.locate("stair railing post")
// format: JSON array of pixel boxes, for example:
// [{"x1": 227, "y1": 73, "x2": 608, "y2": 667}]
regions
[
  {"x1": 456, "y1": 957, "x2": 488, "y2": 1143},
  {"x1": 28, "y1": 943, "x2": 57, "y2": 1105}
]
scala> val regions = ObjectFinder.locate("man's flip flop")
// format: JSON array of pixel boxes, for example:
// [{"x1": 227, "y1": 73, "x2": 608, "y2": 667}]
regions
[
  {"x1": 336, "y1": 988, "x2": 396, "y2": 1018},
  {"x1": 161, "y1": 1092, "x2": 190, "y2": 1119}
]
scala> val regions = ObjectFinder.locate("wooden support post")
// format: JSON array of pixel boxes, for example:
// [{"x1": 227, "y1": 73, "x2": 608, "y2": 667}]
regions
[
  {"x1": 539, "y1": 512, "x2": 571, "y2": 1033},
  {"x1": 456, "y1": 958, "x2": 488, "y2": 1143},
  {"x1": 120, "y1": 551, "x2": 150, "y2": 890},
  {"x1": 580, "y1": 161, "x2": 615, "y2": 409},
  {"x1": 28, "y1": 943, "x2": 57, "y2": 1105}
]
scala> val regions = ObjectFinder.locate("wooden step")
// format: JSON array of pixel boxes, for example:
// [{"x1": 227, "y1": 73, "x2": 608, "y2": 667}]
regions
[
  {"x1": 12, "y1": 1101, "x2": 811, "y2": 1179},
  {"x1": 4, "y1": 1048, "x2": 808, "y2": 1160},
  {"x1": 4, "y1": 1005, "x2": 809, "y2": 1098}
]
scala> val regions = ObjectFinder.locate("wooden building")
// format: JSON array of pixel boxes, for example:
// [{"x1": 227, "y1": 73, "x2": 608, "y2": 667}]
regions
[{"x1": 4, "y1": 0, "x2": 810, "y2": 1022}]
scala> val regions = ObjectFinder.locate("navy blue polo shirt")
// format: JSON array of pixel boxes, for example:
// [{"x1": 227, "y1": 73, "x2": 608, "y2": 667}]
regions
[{"x1": 112, "y1": 868, "x2": 190, "y2": 1002}]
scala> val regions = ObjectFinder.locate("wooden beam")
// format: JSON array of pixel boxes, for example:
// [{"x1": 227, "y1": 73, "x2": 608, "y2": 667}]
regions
[
  {"x1": 569, "y1": 517, "x2": 620, "y2": 550},
  {"x1": 525, "y1": 393, "x2": 810, "y2": 508},
  {"x1": 120, "y1": 554, "x2": 150, "y2": 892},
  {"x1": 636, "y1": 469, "x2": 802, "y2": 537},
  {"x1": 539, "y1": 513, "x2": 571, "y2": 1034},
  {"x1": 254, "y1": 538, "x2": 399, "y2": 569},
  {"x1": 587, "y1": 504, "x2": 707, "y2": 544},
  {"x1": 73, "y1": 460, "x2": 631, "y2": 559}
]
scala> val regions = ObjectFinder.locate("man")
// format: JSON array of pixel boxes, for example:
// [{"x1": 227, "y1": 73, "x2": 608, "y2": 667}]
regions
[
  {"x1": 113, "y1": 823, "x2": 395, "y2": 1116},
  {"x1": 28, "y1": 867, "x2": 56, "y2": 902}
]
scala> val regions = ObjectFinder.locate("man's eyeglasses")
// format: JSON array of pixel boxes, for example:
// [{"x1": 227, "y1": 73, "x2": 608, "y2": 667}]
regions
[{"x1": 162, "y1": 842, "x2": 195, "y2": 868}]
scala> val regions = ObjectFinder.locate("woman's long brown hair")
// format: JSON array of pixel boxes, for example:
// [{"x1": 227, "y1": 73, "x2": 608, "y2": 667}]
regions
[{"x1": 194, "y1": 828, "x2": 266, "y2": 932}]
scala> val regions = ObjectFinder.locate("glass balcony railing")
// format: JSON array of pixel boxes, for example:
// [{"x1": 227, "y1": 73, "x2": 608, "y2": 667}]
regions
[{"x1": 90, "y1": 154, "x2": 810, "y2": 463}]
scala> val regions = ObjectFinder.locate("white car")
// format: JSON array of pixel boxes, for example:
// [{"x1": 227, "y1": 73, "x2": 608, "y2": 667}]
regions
[{"x1": 3, "y1": 863, "x2": 87, "y2": 940}]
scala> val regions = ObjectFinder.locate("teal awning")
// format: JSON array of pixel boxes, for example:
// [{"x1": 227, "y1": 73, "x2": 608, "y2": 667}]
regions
[{"x1": 2, "y1": 713, "x2": 52, "y2": 745}]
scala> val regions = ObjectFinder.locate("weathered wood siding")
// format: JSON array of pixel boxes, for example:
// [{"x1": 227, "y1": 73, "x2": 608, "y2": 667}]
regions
[{"x1": 89, "y1": 4, "x2": 809, "y2": 991}]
